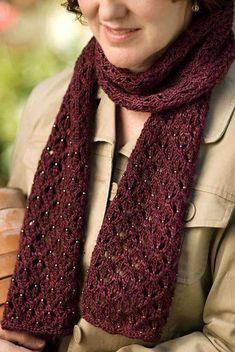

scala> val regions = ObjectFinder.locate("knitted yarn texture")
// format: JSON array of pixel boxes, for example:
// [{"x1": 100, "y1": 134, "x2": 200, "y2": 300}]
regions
[{"x1": 2, "y1": 4, "x2": 235, "y2": 344}]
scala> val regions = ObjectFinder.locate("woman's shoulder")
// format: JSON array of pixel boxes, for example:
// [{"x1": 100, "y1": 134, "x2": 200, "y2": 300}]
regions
[
  {"x1": 30, "y1": 66, "x2": 74, "y2": 106},
  {"x1": 203, "y1": 60, "x2": 235, "y2": 144},
  {"x1": 210, "y1": 58, "x2": 234, "y2": 115},
  {"x1": 22, "y1": 66, "x2": 74, "y2": 135}
]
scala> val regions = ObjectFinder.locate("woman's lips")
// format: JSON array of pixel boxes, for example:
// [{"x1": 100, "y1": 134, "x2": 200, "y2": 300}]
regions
[{"x1": 103, "y1": 25, "x2": 140, "y2": 43}]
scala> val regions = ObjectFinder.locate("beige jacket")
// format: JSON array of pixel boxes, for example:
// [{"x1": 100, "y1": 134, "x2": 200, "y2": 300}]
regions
[{"x1": 4, "y1": 59, "x2": 235, "y2": 352}]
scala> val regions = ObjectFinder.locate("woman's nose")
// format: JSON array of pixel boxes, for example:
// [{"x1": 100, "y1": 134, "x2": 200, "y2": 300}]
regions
[{"x1": 99, "y1": 0, "x2": 128, "y2": 22}]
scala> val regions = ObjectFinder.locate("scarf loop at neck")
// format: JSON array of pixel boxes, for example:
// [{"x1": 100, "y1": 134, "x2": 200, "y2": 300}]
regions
[{"x1": 2, "y1": 4, "x2": 235, "y2": 344}]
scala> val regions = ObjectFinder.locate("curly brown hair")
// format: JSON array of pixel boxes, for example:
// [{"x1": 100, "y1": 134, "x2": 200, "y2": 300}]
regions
[
  {"x1": 61, "y1": 0, "x2": 234, "y2": 24},
  {"x1": 61, "y1": 0, "x2": 86, "y2": 24}
]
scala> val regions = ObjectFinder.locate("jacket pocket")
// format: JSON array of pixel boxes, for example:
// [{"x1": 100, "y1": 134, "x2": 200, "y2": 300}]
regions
[{"x1": 177, "y1": 189, "x2": 234, "y2": 285}]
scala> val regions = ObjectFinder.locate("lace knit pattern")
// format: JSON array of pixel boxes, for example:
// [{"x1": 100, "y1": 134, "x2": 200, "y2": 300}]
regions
[{"x1": 1, "y1": 4, "x2": 235, "y2": 344}]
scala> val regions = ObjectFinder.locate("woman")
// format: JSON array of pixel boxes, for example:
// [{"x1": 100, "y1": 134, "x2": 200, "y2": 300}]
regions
[{"x1": 0, "y1": 0, "x2": 235, "y2": 351}]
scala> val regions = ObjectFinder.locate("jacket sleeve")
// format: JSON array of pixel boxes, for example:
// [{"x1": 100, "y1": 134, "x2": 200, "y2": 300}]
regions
[
  {"x1": 116, "y1": 208, "x2": 235, "y2": 352},
  {"x1": 6, "y1": 86, "x2": 41, "y2": 195}
]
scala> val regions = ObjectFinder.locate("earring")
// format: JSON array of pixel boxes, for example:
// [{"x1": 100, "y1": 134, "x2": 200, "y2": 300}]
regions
[{"x1": 192, "y1": 0, "x2": 200, "y2": 12}]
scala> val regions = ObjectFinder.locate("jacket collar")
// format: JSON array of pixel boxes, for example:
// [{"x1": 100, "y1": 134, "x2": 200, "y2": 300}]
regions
[
  {"x1": 93, "y1": 86, "x2": 137, "y2": 158},
  {"x1": 93, "y1": 85, "x2": 115, "y2": 145}
]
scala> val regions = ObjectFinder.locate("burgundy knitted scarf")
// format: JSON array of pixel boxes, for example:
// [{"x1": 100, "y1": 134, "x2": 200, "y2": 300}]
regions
[{"x1": 2, "y1": 4, "x2": 235, "y2": 345}]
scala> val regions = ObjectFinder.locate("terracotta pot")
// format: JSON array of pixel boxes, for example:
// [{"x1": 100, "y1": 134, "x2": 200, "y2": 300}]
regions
[{"x1": 0, "y1": 187, "x2": 26, "y2": 320}]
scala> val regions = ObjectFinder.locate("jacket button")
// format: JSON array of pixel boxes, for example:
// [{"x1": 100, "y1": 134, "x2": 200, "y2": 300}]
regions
[
  {"x1": 73, "y1": 325, "x2": 82, "y2": 344},
  {"x1": 109, "y1": 182, "x2": 118, "y2": 201},
  {"x1": 184, "y1": 201, "x2": 196, "y2": 222}
]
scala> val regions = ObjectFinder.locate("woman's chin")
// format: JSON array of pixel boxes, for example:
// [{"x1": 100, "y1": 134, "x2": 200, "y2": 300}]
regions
[
  {"x1": 98, "y1": 47, "x2": 135, "y2": 70},
  {"x1": 105, "y1": 55, "x2": 147, "y2": 73},
  {"x1": 102, "y1": 48, "x2": 157, "y2": 73},
  {"x1": 105, "y1": 54, "x2": 132, "y2": 68}
]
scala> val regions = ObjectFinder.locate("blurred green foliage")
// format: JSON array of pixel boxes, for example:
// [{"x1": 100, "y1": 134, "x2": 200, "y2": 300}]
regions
[
  {"x1": 0, "y1": 1, "x2": 88, "y2": 186},
  {"x1": 0, "y1": 43, "x2": 67, "y2": 185}
]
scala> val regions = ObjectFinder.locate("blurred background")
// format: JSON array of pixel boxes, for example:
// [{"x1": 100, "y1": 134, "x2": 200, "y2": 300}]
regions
[{"x1": 0, "y1": 0, "x2": 92, "y2": 185}]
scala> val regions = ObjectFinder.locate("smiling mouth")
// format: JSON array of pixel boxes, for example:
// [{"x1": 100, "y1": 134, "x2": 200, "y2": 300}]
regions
[
  {"x1": 104, "y1": 25, "x2": 140, "y2": 33},
  {"x1": 102, "y1": 25, "x2": 141, "y2": 42}
]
